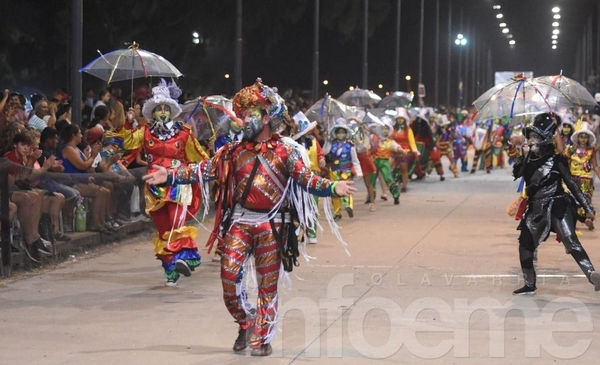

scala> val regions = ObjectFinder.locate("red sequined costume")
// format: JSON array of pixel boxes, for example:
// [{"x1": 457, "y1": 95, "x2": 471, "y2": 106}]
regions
[{"x1": 165, "y1": 135, "x2": 338, "y2": 349}]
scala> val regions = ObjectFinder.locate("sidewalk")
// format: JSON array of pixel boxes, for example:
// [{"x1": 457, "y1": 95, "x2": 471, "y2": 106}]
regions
[{"x1": 3, "y1": 219, "x2": 153, "y2": 275}]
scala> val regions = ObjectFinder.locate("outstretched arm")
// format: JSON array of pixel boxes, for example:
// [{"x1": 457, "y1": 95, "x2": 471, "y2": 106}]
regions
[{"x1": 286, "y1": 147, "x2": 356, "y2": 197}]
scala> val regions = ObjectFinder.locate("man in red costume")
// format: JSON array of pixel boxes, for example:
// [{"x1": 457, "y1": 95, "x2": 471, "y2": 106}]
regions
[
  {"x1": 122, "y1": 79, "x2": 209, "y2": 286},
  {"x1": 143, "y1": 78, "x2": 356, "y2": 356}
]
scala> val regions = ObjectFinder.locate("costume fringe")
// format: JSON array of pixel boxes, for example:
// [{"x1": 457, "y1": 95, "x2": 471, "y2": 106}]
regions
[
  {"x1": 264, "y1": 292, "x2": 279, "y2": 344},
  {"x1": 237, "y1": 255, "x2": 257, "y2": 317},
  {"x1": 281, "y1": 137, "x2": 350, "y2": 258}
]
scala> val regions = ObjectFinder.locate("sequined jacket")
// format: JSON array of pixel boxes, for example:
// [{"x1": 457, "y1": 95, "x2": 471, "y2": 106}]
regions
[
  {"x1": 166, "y1": 136, "x2": 338, "y2": 250},
  {"x1": 168, "y1": 136, "x2": 336, "y2": 209}
]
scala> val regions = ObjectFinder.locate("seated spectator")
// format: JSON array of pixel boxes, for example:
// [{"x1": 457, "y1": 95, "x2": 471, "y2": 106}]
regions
[
  {"x1": 86, "y1": 128, "x2": 131, "y2": 227},
  {"x1": 28, "y1": 99, "x2": 50, "y2": 131},
  {"x1": 2, "y1": 132, "x2": 53, "y2": 257},
  {"x1": 44, "y1": 100, "x2": 57, "y2": 128},
  {"x1": 38, "y1": 127, "x2": 81, "y2": 225},
  {"x1": 24, "y1": 128, "x2": 68, "y2": 242},
  {"x1": 58, "y1": 124, "x2": 113, "y2": 233},
  {"x1": 56, "y1": 103, "x2": 72, "y2": 125},
  {"x1": 88, "y1": 105, "x2": 113, "y2": 132},
  {"x1": 91, "y1": 90, "x2": 111, "y2": 120},
  {"x1": 0, "y1": 121, "x2": 26, "y2": 156},
  {"x1": 1, "y1": 91, "x2": 28, "y2": 132}
]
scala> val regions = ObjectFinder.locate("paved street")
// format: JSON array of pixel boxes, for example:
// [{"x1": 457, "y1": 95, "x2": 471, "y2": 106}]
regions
[{"x1": 2, "y1": 154, "x2": 600, "y2": 364}]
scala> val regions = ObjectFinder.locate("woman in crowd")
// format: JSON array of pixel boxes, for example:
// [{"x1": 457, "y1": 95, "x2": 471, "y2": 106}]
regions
[{"x1": 58, "y1": 124, "x2": 113, "y2": 233}]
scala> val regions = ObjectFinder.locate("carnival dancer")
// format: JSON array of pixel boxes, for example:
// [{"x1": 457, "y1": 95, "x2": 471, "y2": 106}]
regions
[
  {"x1": 492, "y1": 122, "x2": 506, "y2": 168},
  {"x1": 325, "y1": 118, "x2": 363, "y2": 219},
  {"x1": 557, "y1": 114, "x2": 575, "y2": 152},
  {"x1": 436, "y1": 115, "x2": 459, "y2": 177},
  {"x1": 453, "y1": 118, "x2": 472, "y2": 172},
  {"x1": 292, "y1": 111, "x2": 325, "y2": 242},
  {"x1": 564, "y1": 121, "x2": 600, "y2": 230},
  {"x1": 371, "y1": 116, "x2": 403, "y2": 204},
  {"x1": 507, "y1": 124, "x2": 525, "y2": 163},
  {"x1": 347, "y1": 117, "x2": 377, "y2": 212},
  {"x1": 143, "y1": 79, "x2": 356, "y2": 356},
  {"x1": 470, "y1": 119, "x2": 493, "y2": 174},
  {"x1": 122, "y1": 79, "x2": 210, "y2": 286},
  {"x1": 412, "y1": 110, "x2": 445, "y2": 181},
  {"x1": 512, "y1": 113, "x2": 600, "y2": 295},
  {"x1": 214, "y1": 115, "x2": 244, "y2": 151},
  {"x1": 390, "y1": 107, "x2": 420, "y2": 192}
]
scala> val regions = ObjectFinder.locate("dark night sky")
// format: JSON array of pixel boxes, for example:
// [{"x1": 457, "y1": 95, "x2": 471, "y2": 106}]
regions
[
  {"x1": 247, "y1": 0, "x2": 599, "y2": 104},
  {"x1": 2, "y1": 0, "x2": 598, "y2": 107}
]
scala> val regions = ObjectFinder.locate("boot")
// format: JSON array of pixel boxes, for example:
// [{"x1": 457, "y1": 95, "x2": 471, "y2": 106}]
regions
[
  {"x1": 233, "y1": 328, "x2": 248, "y2": 352},
  {"x1": 251, "y1": 343, "x2": 273, "y2": 356},
  {"x1": 514, "y1": 267, "x2": 537, "y2": 295},
  {"x1": 591, "y1": 272, "x2": 600, "y2": 291}
]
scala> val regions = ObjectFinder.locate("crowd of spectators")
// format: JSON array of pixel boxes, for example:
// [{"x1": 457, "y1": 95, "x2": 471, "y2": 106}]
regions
[{"x1": 0, "y1": 87, "x2": 151, "y2": 261}]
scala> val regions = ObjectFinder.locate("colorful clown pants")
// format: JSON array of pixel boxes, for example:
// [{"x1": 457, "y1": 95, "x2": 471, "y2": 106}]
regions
[
  {"x1": 221, "y1": 220, "x2": 283, "y2": 349},
  {"x1": 330, "y1": 170, "x2": 354, "y2": 216},
  {"x1": 146, "y1": 184, "x2": 201, "y2": 281},
  {"x1": 371, "y1": 158, "x2": 399, "y2": 199},
  {"x1": 471, "y1": 142, "x2": 492, "y2": 173}
]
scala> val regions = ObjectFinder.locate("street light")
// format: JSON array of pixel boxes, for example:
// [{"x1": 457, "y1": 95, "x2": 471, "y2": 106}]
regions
[
  {"x1": 552, "y1": 7, "x2": 560, "y2": 13},
  {"x1": 323, "y1": 79, "x2": 329, "y2": 85},
  {"x1": 455, "y1": 34, "x2": 468, "y2": 107},
  {"x1": 496, "y1": 13, "x2": 503, "y2": 19},
  {"x1": 553, "y1": 29, "x2": 560, "y2": 35},
  {"x1": 224, "y1": 74, "x2": 230, "y2": 79},
  {"x1": 499, "y1": 23, "x2": 506, "y2": 27},
  {"x1": 349, "y1": 86, "x2": 355, "y2": 91},
  {"x1": 405, "y1": 75, "x2": 411, "y2": 91},
  {"x1": 552, "y1": 22, "x2": 559, "y2": 27},
  {"x1": 553, "y1": 14, "x2": 561, "y2": 19},
  {"x1": 502, "y1": 28, "x2": 509, "y2": 34},
  {"x1": 378, "y1": 84, "x2": 384, "y2": 89}
]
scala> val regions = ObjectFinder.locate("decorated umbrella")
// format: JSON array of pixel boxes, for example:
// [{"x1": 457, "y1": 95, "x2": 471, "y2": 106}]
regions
[
  {"x1": 305, "y1": 95, "x2": 361, "y2": 135},
  {"x1": 80, "y1": 42, "x2": 183, "y2": 105},
  {"x1": 179, "y1": 96, "x2": 241, "y2": 142},
  {"x1": 532, "y1": 74, "x2": 598, "y2": 110},
  {"x1": 337, "y1": 88, "x2": 382, "y2": 107},
  {"x1": 377, "y1": 91, "x2": 414, "y2": 110},
  {"x1": 473, "y1": 74, "x2": 579, "y2": 123}
]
